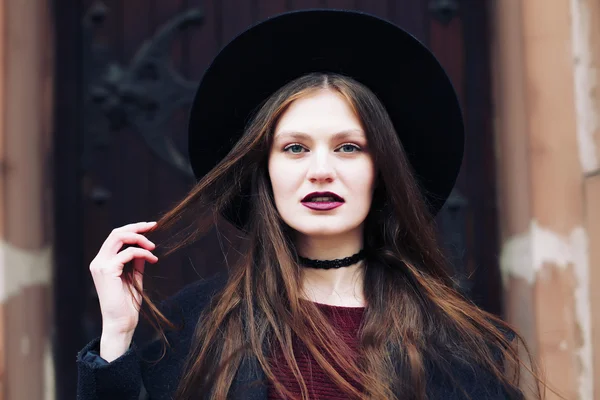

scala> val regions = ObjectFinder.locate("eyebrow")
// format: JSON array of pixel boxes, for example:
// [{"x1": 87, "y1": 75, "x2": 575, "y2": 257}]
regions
[{"x1": 273, "y1": 129, "x2": 366, "y2": 141}]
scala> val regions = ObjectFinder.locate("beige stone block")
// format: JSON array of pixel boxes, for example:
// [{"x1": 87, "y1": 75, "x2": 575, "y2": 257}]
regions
[
  {"x1": 3, "y1": 0, "x2": 46, "y2": 250},
  {"x1": 490, "y1": 0, "x2": 532, "y2": 240},
  {"x1": 521, "y1": 0, "x2": 583, "y2": 232},
  {"x1": 0, "y1": 0, "x2": 5, "y2": 242},
  {"x1": 571, "y1": 0, "x2": 600, "y2": 174},
  {"x1": 590, "y1": 0, "x2": 600, "y2": 173},
  {"x1": 585, "y1": 173, "x2": 600, "y2": 398},
  {"x1": 536, "y1": 263, "x2": 579, "y2": 400},
  {"x1": 0, "y1": 303, "x2": 4, "y2": 400},
  {"x1": 5, "y1": 286, "x2": 48, "y2": 400}
]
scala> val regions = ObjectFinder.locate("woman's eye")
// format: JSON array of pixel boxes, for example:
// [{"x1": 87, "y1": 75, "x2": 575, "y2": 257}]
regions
[
  {"x1": 284, "y1": 144, "x2": 305, "y2": 153},
  {"x1": 338, "y1": 144, "x2": 360, "y2": 153}
]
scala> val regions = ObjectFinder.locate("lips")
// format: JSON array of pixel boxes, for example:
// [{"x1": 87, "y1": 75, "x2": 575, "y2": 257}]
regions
[
  {"x1": 301, "y1": 191, "x2": 344, "y2": 211},
  {"x1": 301, "y1": 191, "x2": 344, "y2": 203}
]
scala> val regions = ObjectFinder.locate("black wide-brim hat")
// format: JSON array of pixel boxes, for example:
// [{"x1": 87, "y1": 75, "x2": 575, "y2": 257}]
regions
[{"x1": 188, "y1": 9, "x2": 464, "y2": 228}]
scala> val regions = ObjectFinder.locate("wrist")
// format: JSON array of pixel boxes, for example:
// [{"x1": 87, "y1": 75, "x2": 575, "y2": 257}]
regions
[{"x1": 99, "y1": 330, "x2": 134, "y2": 362}]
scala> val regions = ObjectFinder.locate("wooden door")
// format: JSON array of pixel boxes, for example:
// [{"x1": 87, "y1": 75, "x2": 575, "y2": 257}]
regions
[{"x1": 53, "y1": 1, "x2": 498, "y2": 398}]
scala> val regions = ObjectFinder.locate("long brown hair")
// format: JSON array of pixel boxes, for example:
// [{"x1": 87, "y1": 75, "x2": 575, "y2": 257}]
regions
[{"x1": 130, "y1": 73, "x2": 544, "y2": 399}]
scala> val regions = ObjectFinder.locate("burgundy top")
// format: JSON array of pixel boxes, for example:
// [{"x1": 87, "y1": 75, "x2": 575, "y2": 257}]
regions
[{"x1": 267, "y1": 302, "x2": 366, "y2": 399}]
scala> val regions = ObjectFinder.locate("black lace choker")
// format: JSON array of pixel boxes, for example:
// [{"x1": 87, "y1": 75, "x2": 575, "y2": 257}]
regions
[{"x1": 298, "y1": 249, "x2": 367, "y2": 270}]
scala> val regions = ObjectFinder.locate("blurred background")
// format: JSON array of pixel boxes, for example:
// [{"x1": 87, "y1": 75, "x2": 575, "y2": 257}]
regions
[{"x1": 1, "y1": 0, "x2": 598, "y2": 399}]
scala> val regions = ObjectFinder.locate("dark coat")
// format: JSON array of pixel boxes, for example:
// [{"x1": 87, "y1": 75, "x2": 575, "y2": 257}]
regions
[{"x1": 76, "y1": 273, "x2": 513, "y2": 400}]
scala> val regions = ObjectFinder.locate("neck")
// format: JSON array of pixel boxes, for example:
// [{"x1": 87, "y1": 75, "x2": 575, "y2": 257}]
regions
[
  {"x1": 295, "y1": 232, "x2": 366, "y2": 307},
  {"x1": 295, "y1": 230, "x2": 363, "y2": 260}
]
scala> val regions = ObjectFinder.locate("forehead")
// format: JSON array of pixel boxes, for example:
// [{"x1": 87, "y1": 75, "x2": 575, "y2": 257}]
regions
[{"x1": 274, "y1": 89, "x2": 364, "y2": 138}]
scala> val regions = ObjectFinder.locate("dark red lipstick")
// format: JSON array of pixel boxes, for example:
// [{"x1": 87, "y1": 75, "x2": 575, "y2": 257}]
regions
[{"x1": 301, "y1": 191, "x2": 344, "y2": 211}]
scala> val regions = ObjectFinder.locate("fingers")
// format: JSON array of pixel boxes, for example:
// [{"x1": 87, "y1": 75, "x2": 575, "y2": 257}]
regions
[
  {"x1": 113, "y1": 247, "x2": 158, "y2": 268},
  {"x1": 112, "y1": 221, "x2": 157, "y2": 234},
  {"x1": 99, "y1": 231, "x2": 157, "y2": 257},
  {"x1": 90, "y1": 222, "x2": 159, "y2": 279}
]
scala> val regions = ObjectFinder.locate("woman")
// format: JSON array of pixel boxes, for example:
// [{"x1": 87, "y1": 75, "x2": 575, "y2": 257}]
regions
[{"x1": 77, "y1": 9, "x2": 542, "y2": 400}]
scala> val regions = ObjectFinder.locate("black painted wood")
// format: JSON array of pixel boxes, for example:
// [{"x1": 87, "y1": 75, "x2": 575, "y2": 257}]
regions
[
  {"x1": 53, "y1": 1, "x2": 85, "y2": 399},
  {"x1": 460, "y1": 0, "x2": 501, "y2": 315}
]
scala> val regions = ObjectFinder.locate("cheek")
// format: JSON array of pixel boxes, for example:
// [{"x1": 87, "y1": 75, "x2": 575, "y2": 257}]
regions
[
  {"x1": 268, "y1": 157, "x2": 298, "y2": 199},
  {"x1": 346, "y1": 161, "x2": 376, "y2": 197}
]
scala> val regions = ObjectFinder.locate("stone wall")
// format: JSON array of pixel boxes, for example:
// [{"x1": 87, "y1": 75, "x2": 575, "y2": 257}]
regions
[
  {"x1": 0, "y1": 0, "x2": 54, "y2": 399},
  {"x1": 492, "y1": 0, "x2": 600, "y2": 398}
]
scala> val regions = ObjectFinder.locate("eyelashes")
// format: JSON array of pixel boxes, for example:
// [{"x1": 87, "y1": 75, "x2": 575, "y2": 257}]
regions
[
  {"x1": 337, "y1": 144, "x2": 361, "y2": 153},
  {"x1": 282, "y1": 143, "x2": 362, "y2": 154},
  {"x1": 283, "y1": 144, "x2": 306, "y2": 154}
]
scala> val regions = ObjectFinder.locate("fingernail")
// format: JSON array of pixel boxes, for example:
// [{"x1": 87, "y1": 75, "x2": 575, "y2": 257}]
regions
[{"x1": 149, "y1": 221, "x2": 157, "y2": 225}]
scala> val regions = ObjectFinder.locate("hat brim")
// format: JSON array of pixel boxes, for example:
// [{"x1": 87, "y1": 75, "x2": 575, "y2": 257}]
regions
[{"x1": 188, "y1": 9, "x2": 464, "y2": 228}]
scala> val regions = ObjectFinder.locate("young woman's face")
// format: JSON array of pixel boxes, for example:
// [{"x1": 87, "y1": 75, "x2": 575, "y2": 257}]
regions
[{"x1": 268, "y1": 89, "x2": 376, "y2": 239}]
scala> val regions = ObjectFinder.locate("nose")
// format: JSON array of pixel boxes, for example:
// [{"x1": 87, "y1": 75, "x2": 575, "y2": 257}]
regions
[{"x1": 306, "y1": 149, "x2": 335, "y2": 183}]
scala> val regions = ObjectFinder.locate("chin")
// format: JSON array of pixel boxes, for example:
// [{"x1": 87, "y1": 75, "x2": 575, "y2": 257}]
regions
[
  {"x1": 295, "y1": 227, "x2": 346, "y2": 237},
  {"x1": 287, "y1": 219, "x2": 362, "y2": 238}
]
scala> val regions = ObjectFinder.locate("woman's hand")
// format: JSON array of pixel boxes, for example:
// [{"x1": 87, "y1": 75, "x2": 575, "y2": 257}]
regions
[{"x1": 89, "y1": 221, "x2": 158, "y2": 361}]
